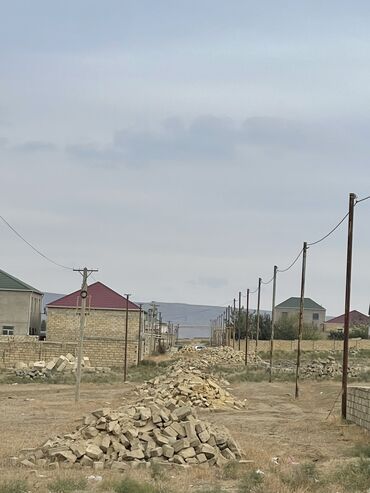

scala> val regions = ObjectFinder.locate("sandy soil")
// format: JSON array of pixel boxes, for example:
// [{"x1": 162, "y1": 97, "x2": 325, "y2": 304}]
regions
[{"x1": 0, "y1": 378, "x2": 368, "y2": 492}]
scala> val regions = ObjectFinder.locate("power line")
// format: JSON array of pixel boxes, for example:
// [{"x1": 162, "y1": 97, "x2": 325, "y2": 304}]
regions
[
  {"x1": 0, "y1": 214, "x2": 74, "y2": 271},
  {"x1": 307, "y1": 211, "x2": 349, "y2": 246},
  {"x1": 356, "y1": 194, "x2": 370, "y2": 204},
  {"x1": 261, "y1": 275, "x2": 274, "y2": 285},
  {"x1": 277, "y1": 248, "x2": 303, "y2": 273}
]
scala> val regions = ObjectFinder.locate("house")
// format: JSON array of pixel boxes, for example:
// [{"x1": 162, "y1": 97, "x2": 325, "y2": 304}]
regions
[
  {"x1": 325, "y1": 310, "x2": 369, "y2": 331},
  {"x1": 275, "y1": 297, "x2": 326, "y2": 329},
  {"x1": 46, "y1": 282, "x2": 142, "y2": 366},
  {"x1": 0, "y1": 269, "x2": 43, "y2": 336}
]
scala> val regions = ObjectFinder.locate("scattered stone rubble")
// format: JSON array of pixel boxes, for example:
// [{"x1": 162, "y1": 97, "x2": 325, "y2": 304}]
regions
[
  {"x1": 178, "y1": 345, "x2": 259, "y2": 367},
  {"x1": 301, "y1": 356, "x2": 360, "y2": 379},
  {"x1": 11, "y1": 354, "x2": 111, "y2": 379},
  {"x1": 137, "y1": 367, "x2": 246, "y2": 410},
  {"x1": 17, "y1": 403, "x2": 242, "y2": 470}
]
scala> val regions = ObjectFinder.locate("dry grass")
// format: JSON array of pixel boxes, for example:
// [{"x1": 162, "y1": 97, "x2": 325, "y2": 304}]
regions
[{"x1": 1, "y1": 373, "x2": 370, "y2": 492}]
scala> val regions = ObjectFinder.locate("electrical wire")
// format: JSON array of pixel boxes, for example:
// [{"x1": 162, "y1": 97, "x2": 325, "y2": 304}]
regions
[
  {"x1": 0, "y1": 214, "x2": 74, "y2": 271},
  {"x1": 261, "y1": 275, "x2": 274, "y2": 285},
  {"x1": 356, "y1": 194, "x2": 370, "y2": 204},
  {"x1": 277, "y1": 247, "x2": 303, "y2": 273},
  {"x1": 307, "y1": 212, "x2": 349, "y2": 246}
]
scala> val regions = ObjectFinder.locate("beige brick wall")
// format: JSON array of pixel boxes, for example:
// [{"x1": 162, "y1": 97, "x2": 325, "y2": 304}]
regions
[
  {"x1": 47, "y1": 307, "x2": 140, "y2": 341},
  {"x1": 0, "y1": 336, "x2": 139, "y2": 369},
  {"x1": 236, "y1": 339, "x2": 370, "y2": 353},
  {"x1": 347, "y1": 386, "x2": 370, "y2": 431}
]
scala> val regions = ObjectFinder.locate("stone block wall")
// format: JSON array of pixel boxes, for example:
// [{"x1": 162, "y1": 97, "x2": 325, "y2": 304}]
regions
[
  {"x1": 0, "y1": 337, "x2": 138, "y2": 369},
  {"x1": 47, "y1": 307, "x2": 140, "y2": 342},
  {"x1": 347, "y1": 386, "x2": 370, "y2": 431}
]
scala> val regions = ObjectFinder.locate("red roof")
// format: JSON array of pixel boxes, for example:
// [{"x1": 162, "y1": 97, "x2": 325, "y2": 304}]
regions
[
  {"x1": 326, "y1": 310, "x2": 369, "y2": 325},
  {"x1": 47, "y1": 282, "x2": 140, "y2": 310}
]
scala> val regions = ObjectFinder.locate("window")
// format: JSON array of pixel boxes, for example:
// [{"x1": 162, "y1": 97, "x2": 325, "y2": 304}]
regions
[
  {"x1": 312, "y1": 313, "x2": 319, "y2": 321},
  {"x1": 2, "y1": 326, "x2": 14, "y2": 335},
  {"x1": 282, "y1": 312, "x2": 288, "y2": 319}
]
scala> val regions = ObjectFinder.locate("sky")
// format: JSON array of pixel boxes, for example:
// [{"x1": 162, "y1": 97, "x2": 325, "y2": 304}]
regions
[{"x1": 1, "y1": 1, "x2": 370, "y2": 317}]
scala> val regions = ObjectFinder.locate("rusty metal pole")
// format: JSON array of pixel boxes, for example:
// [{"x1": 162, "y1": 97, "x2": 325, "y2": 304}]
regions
[
  {"x1": 295, "y1": 243, "x2": 307, "y2": 399},
  {"x1": 255, "y1": 278, "x2": 262, "y2": 353},
  {"x1": 238, "y1": 291, "x2": 242, "y2": 351},
  {"x1": 342, "y1": 192, "x2": 356, "y2": 419},
  {"x1": 245, "y1": 288, "x2": 250, "y2": 366},
  {"x1": 227, "y1": 305, "x2": 231, "y2": 346},
  {"x1": 124, "y1": 293, "x2": 131, "y2": 383},
  {"x1": 269, "y1": 266, "x2": 278, "y2": 383}
]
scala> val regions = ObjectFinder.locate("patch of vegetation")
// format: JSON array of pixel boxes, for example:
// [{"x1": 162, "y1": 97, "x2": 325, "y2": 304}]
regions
[
  {"x1": 281, "y1": 462, "x2": 322, "y2": 491},
  {"x1": 0, "y1": 480, "x2": 28, "y2": 493},
  {"x1": 351, "y1": 443, "x2": 370, "y2": 458},
  {"x1": 227, "y1": 368, "x2": 295, "y2": 383},
  {"x1": 127, "y1": 360, "x2": 167, "y2": 382},
  {"x1": 222, "y1": 460, "x2": 245, "y2": 480},
  {"x1": 150, "y1": 462, "x2": 166, "y2": 482},
  {"x1": 111, "y1": 478, "x2": 168, "y2": 493},
  {"x1": 334, "y1": 458, "x2": 370, "y2": 492},
  {"x1": 197, "y1": 487, "x2": 225, "y2": 493},
  {"x1": 238, "y1": 470, "x2": 264, "y2": 493},
  {"x1": 48, "y1": 477, "x2": 88, "y2": 493}
]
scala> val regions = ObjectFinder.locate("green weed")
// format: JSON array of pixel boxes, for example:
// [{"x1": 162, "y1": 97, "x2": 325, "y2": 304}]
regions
[
  {"x1": 0, "y1": 480, "x2": 28, "y2": 493},
  {"x1": 48, "y1": 477, "x2": 88, "y2": 493}
]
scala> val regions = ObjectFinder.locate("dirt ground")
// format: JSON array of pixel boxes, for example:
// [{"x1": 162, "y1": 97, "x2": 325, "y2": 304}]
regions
[{"x1": 0, "y1": 376, "x2": 368, "y2": 492}]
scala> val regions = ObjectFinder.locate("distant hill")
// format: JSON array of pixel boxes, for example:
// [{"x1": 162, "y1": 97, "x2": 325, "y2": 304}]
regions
[{"x1": 43, "y1": 293, "x2": 264, "y2": 339}]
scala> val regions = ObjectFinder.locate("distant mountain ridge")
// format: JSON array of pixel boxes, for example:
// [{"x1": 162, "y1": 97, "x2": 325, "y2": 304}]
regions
[{"x1": 43, "y1": 293, "x2": 266, "y2": 339}]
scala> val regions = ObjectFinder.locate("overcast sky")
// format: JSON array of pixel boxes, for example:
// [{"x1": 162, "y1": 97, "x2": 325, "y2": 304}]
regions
[{"x1": 1, "y1": 1, "x2": 370, "y2": 316}]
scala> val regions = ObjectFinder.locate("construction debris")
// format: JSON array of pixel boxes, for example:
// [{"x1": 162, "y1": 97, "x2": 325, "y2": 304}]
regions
[
  {"x1": 301, "y1": 357, "x2": 360, "y2": 379},
  {"x1": 17, "y1": 402, "x2": 242, "y2": 469},
  {"x1": 11, "y1": 355, "x2": 110, "y2": 379},
  {"x1": 136, "y1": 367, "x2": 246, "y2": 410}
]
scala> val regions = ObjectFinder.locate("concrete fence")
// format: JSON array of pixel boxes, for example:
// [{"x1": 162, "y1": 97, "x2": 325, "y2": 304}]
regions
[{"x1": 347, "y1": 386, "x2": 370, "y2": 431}]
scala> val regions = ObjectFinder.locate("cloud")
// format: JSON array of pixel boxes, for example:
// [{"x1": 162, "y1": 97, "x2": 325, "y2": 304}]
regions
[
  {"x1": 65, "y1": 114, "x2": 370, "y2": 169},
  {"x1": 14, "y1": 141, "x2": 57, "y2": 152},
  {"x1": 188, "y1": 277, "x2": 228, "y2": 289}
]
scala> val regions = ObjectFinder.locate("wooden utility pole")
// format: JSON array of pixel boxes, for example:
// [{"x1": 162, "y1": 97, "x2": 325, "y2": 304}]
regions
[
  {"x1": 255, "y1": 278, "x2": 262, "y2": 353},
  {"x1": 295, "y1": 242, "x2": 308, "y2": 399},
  {"x1": 245, "y1": 288, "x2": 250, "y2": 366},
  {"x1": 232, "y1": 298, "x2": 236, "y2": 348},
  {"x1": 137, "y1": 303, "x2": 143, "y2": 365},
  {"x1": 342, "y1": 193, "x2": 356, "y2": 418},
  {"x1": 123, "y1": 293, "x2": 131, "y2": 382},
  {"x1": 238, "y1": 291, "x2": 242, "y2": 351},
  {"x1": 269, "y1": 266, "x2": 278, "y2": 383},
  {"x1": 227, "y1": 305, "x2": 231, "y2": 346},
  {"x1": 74, "y1": 267, "x2": 98, "y2": 403}
]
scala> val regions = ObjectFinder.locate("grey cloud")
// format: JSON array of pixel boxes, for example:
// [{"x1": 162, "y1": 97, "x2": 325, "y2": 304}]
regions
[
  {"x1": 66, "y1": 114, "x2": 370, "y2": 169},
  {"x1": 188, "y1": 277, "x2": 228, "y2": 289},
  {"x1": 14, "y1": 141, "x2": 57, "y2": 152}
]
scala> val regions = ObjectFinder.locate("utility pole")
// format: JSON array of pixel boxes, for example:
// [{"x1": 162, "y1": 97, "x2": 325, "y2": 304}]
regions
[
  {"x1": 342, "y1": 193, "x2": 356, "y2": 419},
  {"x1": 245, "y1": 288, "x2": 250, "y2": 366},
  {"x1": 269, "y1": 266, "x2": 278, "y2": 383},
  {"x1": 233, "y1": 298, "x2": 236, "y2": 348},
  {"x1": 238, "y1": 291, "x2": 241, "y2": 351},
  {"x1": 255, "y1": 278, "x2": 262, "y2": 353},
  {"x1": 123, "y1": 293, "x2": 131, "y2": 383},
  {"x1": 73, "y1": 267, "x2": 98, "y2": 403},
  {"x1": 295, "y1": 242, "x2": 308, "y2": 399},
  {"x1": 227, "y1": 305, "x2": 231, "y2": 346},
  {"x1": 137, "y1": 303, "x2": 143, "y2": 365}
]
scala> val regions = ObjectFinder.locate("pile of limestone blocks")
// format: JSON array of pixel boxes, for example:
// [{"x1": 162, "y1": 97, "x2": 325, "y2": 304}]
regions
[
  {"x1": 12, "y1": 354, "x2": 111, "y2": 379},
  {"x1": 137, "y1": 367, "x2": 246, "y2": 410},
  {"x1": 301, "y1": 356, "x2": 360, "y2": 379},
  {"x1": 17, "y1": 402, "x2": 242, "y2": 470}
]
